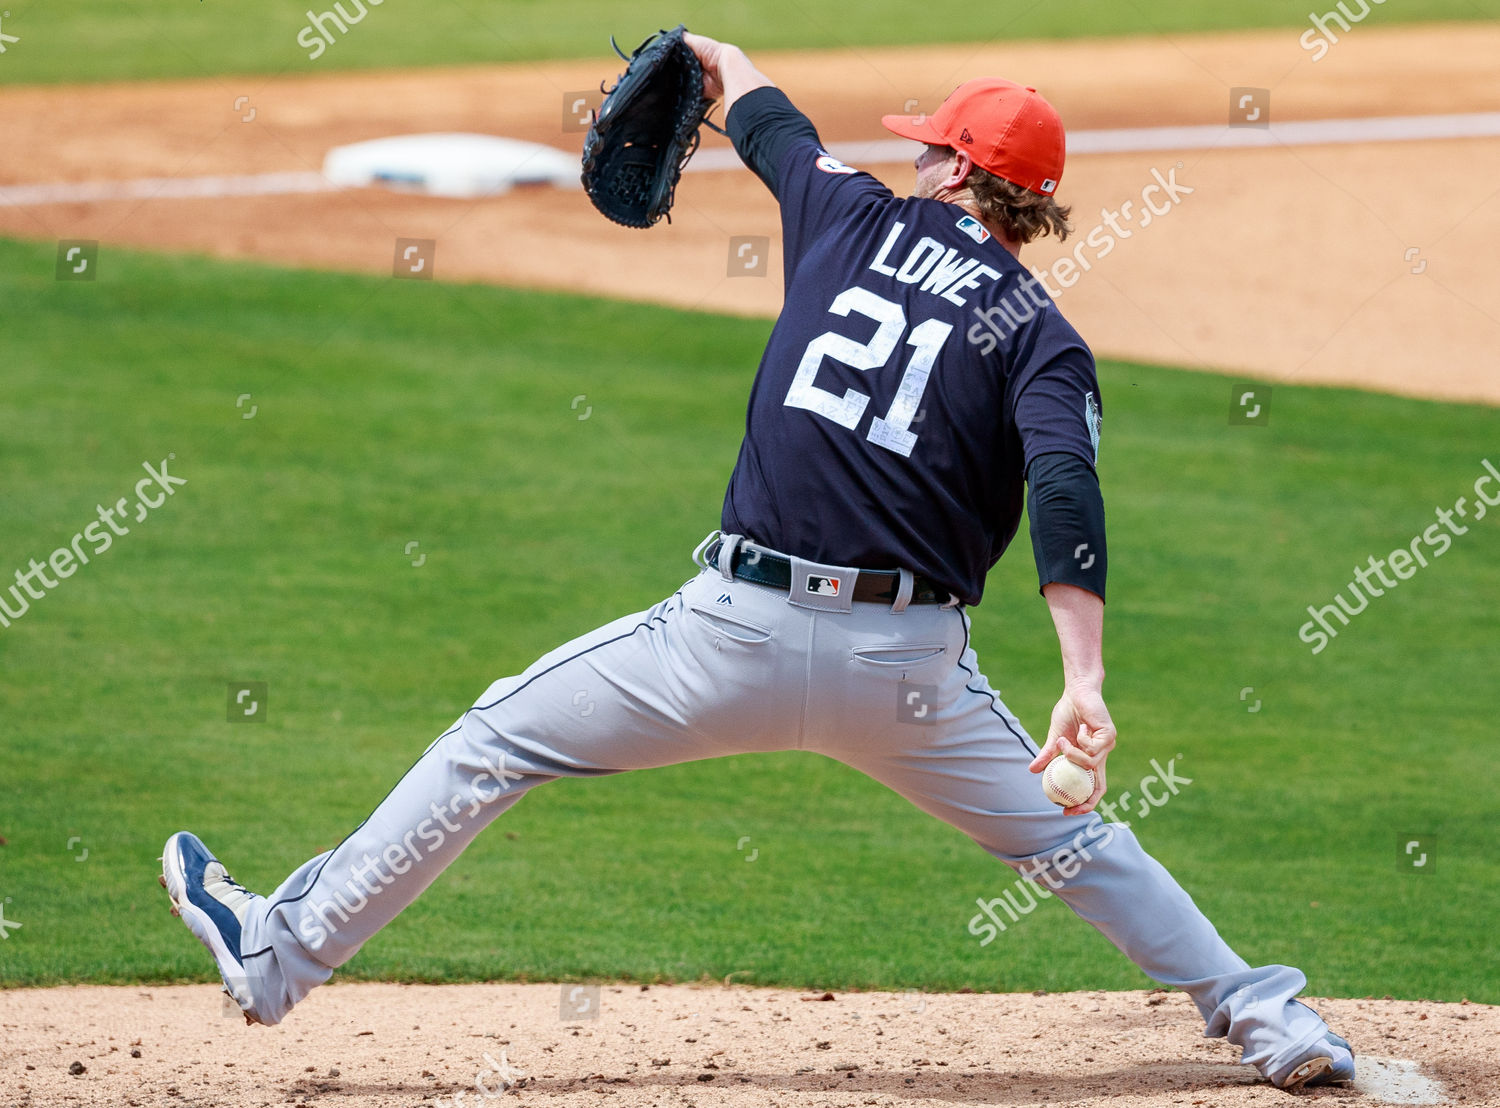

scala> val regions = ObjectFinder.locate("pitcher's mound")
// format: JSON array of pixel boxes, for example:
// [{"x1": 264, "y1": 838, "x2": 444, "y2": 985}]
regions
[{"x1": 4, "y1": 983, "x2": 1492, "y2": 1106}]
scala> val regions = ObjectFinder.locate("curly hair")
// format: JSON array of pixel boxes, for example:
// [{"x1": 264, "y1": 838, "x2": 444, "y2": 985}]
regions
[{"x1": 965, "y1": 165, "x2": 1073, "y2": 244}]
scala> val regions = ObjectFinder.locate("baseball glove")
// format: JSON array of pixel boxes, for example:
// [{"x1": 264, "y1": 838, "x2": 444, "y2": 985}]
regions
[{"x1": 581, "y1": 25, "x2": 723, "y2": 229}]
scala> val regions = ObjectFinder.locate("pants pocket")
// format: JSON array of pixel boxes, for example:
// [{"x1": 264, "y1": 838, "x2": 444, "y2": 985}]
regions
[
  {"x1": 850, "y1": 642, "x2": 948, "y2": 667},
  {"x1": 688, "y1": 605, "x2": 774, "y2": 645}
]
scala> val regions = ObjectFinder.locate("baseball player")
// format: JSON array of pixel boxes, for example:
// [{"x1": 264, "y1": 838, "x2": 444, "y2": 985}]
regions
[{"x1": 162, "y1": 33, "x2": 1353, "y2": 1092}]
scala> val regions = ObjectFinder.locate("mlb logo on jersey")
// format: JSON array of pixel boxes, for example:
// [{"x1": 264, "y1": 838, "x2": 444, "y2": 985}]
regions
[
  {"x1": 955, "y1": 215, "x2": 991, "y2": 244},
  {"x1": 807, "y1": 575, "x2": 841, "y2": 596}
]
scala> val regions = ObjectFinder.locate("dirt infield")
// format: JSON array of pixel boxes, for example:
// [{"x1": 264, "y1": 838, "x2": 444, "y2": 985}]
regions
[
  {"x1": 4, "y1": 983, "x2": 1492, "y2": 1107},
  {"x1": 2, "y1": 24, "x2": 1498, "y2": 403}
]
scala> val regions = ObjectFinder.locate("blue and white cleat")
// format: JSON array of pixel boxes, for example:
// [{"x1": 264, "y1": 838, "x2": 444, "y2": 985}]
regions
[
  {"x1": 1272, "y1": 1031, "x2": 1356, "y2": 1091},
  {"x1": 160, "y1": 831, "x2": 263, "y2": 1025}
]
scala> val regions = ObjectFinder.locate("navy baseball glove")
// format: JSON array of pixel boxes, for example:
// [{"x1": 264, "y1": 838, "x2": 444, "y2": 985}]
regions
[{"x1": 581, "y1": 25, "x2": 722, "y2": 229}]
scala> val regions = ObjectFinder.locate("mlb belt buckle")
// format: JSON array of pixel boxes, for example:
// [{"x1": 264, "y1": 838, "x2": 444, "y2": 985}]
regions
[{"x1": 788, "y1": 556, "x2": 858, "y2": 613}]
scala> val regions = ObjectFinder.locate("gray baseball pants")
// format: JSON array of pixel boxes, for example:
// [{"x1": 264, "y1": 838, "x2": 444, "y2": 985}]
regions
[{"x1": 239, "y1": 534, "x2": 1331, "y2": 1079}]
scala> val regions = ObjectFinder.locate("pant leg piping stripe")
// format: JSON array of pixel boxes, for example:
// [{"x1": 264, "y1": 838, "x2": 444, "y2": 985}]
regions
[{"x1": 951, "y1": 608, "x2": 1038, "y2": 756}]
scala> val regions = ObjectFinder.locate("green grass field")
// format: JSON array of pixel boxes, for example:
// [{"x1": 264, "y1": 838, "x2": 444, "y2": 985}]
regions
[
  {"x1": 0, "y1": 0, "x2": 1496, "y2": 84},
  {"x1": 0, "y1": 237, "x2": 1496, "y2": 1002}
]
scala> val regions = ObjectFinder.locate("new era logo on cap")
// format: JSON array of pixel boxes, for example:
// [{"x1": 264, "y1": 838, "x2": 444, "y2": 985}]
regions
[
  {"x1": 959, "y1": 128, "x2": 975, "y2": 144},
  {"x1": 807, "y1": 575, "x2": 841, "y2": 596}
]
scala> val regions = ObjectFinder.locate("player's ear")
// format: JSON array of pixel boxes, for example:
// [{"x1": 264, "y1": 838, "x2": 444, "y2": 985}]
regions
[{"x1": 945, "y1": 148, "x2": 975, "y2": 190}]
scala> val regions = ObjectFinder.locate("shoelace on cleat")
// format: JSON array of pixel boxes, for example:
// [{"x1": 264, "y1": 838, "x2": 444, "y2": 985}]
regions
[{"x1": 202, "y1": 861, "x2": 256, "y2": 921}]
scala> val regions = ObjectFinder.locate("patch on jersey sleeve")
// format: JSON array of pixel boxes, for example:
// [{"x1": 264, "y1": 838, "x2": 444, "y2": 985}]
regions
[
  {"x1": 955, "y1": 214, "x2": 991, "y2": 244},
  {"x1": 1085, "y1": 390, "x2": 1102, "y2": 463},
  {"x1": 815, "y1": 152, "x2": 858, "y2": 175}
]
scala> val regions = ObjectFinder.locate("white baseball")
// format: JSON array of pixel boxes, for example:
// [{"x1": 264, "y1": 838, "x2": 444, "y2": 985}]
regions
[{"x1": 1042, "y1": 757, "x2": 1095, "y2": 807}]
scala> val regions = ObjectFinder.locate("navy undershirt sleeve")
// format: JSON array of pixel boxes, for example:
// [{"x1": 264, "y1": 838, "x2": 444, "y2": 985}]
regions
[
  {"x1": 726, "y1": 86, "x2": 823, "y2": 197},
  {"x1": 1027, "y1": 452, "x2": 1108, "y2": 601}
]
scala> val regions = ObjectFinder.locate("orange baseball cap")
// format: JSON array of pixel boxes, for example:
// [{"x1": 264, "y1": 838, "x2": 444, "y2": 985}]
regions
[{"x1": 882, "y1": 78, "x2": 1066, "y2": 196}]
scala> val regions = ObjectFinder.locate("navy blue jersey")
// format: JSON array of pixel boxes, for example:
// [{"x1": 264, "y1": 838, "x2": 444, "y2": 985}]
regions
[{"x1": 721, "y1": 121, "x2": 1101, "y2": 606}]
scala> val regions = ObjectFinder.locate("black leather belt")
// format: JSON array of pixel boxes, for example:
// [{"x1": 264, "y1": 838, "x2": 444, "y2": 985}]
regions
[{"x1": 704, "y1": 538, "x2": 948, "y2": 605}]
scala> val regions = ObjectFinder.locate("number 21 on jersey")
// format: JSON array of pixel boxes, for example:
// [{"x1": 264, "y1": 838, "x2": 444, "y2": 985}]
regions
[{"x1": 783, "y1": 287, "x2": 952, "y2": 459}]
